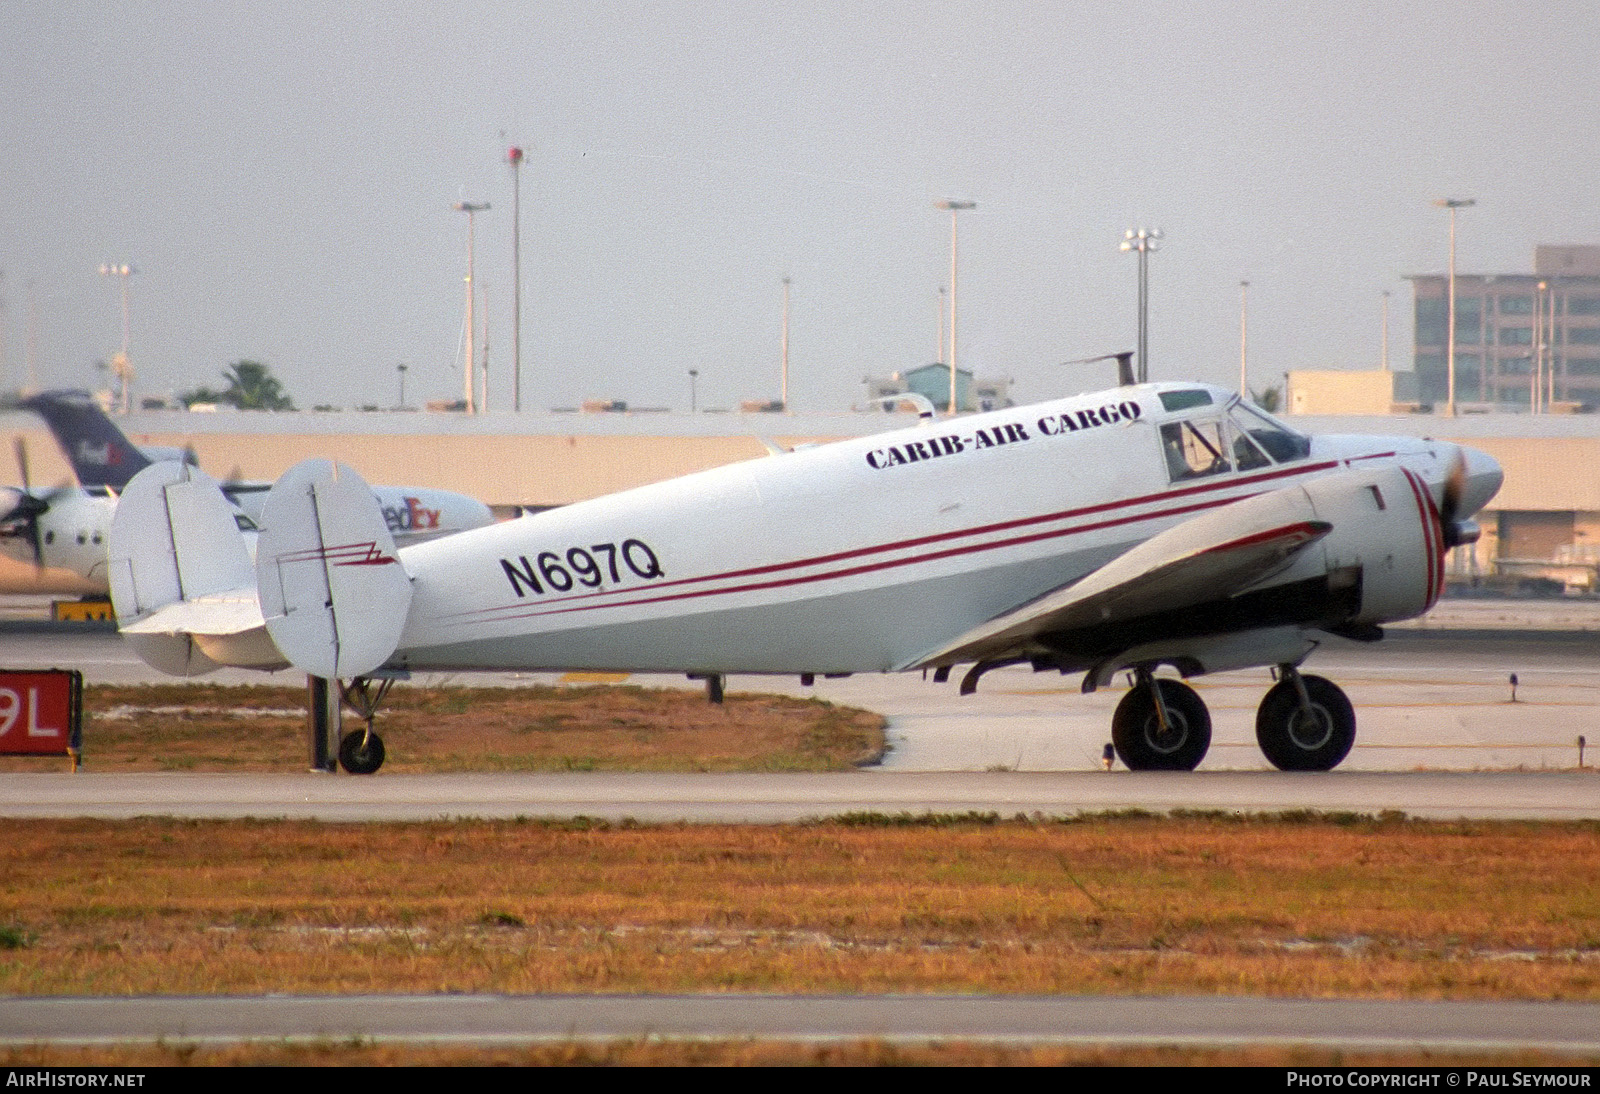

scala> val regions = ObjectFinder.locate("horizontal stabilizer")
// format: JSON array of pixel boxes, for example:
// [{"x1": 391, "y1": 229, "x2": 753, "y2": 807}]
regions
[
  {"x1": 257, "y1": 459, "x2": 413, "y2": 679},
  {"x1": 120, "y1": 591, "x2": 265, "y2": 638}
]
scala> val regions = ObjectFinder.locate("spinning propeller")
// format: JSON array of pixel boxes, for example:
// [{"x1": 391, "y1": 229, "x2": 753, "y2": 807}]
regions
[
  {"x1": 1438, "y1": 448, "x2": 1480, "y2": 549},
  {"x1": 0, "y1": 438, "x2": 75, "y2": 569}
]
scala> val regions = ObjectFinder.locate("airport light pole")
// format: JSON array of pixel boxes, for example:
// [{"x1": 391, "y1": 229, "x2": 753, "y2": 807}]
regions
[
  {"x1": 1533, "y1": 281, "x2": 1546, "y2": 413},
  {"x1": 1120, "y1": 228, "x2": 1161, "y2": 383},
  {"x1": 508, "y1": 147, "x2": 524, "y2": 413},
  {"x1": 1381, "y1": 290, "x2": 1391, "y2": 372},
  {"x1": 1239, "y1": 280, "x2": 1249, "y2": 397},
  {"x1": 688, "y1": 368, "x2": 699, "y2": 413},
  {"x1": 454, "y1": 201, "x2": 489, "y2": 414},
  {"x1": 1434, "y1": 198, "x2": 1474, "y2": 417},
  {"x1": 936, "y1": 200, "x2": 976, "y2": 413},
  {"x1": 397, "y1": 363, "x2": 408, "y2": 409},
  {"x1": 99, "y1": 262, "x2": 136, "y2": 413}
]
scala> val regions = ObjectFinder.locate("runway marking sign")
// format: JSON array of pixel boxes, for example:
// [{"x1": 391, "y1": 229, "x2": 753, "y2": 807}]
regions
[{"x1": 0, "y1": 669, "x2": 83, "y2": 766}]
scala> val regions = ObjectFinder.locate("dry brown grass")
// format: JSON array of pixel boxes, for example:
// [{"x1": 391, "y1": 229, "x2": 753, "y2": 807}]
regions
[
  {"x1": 0, "y1": 682, "x2": 885, "y2": 773},
  {"x1": 1, "y1": 814, "x2": 1596, "y2": 1000}
]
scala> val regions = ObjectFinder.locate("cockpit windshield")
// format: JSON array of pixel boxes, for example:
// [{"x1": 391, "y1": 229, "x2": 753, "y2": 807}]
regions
[{"x1": 1228, "y1": 400, "x2": 1310, "y2": 463}]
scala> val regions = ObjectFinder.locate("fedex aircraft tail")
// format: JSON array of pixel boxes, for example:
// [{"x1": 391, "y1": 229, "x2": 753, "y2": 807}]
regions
[
  {"x1": 19, "y1": 390, "x2": 161, "y2": 490},
  {"x1": 108, "y1": 459, "x2": 413, "y2": 680}
]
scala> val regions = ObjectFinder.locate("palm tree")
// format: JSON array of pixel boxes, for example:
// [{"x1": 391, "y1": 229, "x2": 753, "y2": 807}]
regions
[{"x1": 220, "y1": 360, "x2": 294, "y2": 411}]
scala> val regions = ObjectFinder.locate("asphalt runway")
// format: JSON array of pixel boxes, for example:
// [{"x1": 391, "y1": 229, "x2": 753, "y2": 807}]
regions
[
  {"x1": 3, "y1": 770, "x2": 1596, "y2": 822},
  {"x1": 4, "y1": 993, "x2": 1599, "y2": 1053}
]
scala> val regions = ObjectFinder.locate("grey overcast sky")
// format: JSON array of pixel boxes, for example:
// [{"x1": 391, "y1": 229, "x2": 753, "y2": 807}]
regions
[{"x1": 3, "y1": 1, "x2": 1598, "y2": 412}]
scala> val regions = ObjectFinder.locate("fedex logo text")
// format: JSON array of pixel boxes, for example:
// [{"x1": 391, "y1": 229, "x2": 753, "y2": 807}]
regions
[{"x1": 384, "y1": 497, "x2": 441, "y2": 533}]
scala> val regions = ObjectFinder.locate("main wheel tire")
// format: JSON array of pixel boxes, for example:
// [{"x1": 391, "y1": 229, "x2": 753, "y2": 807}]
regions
[
  {"x1": 1112, "y1": 679, "x2": 1212, "y2": 771},
  {"x1": 1255, "y1": 674, "x2": 1355, "y2": 771},
  {"x1": 338, "y1": 729, "x2": 386, "y2": 775}
]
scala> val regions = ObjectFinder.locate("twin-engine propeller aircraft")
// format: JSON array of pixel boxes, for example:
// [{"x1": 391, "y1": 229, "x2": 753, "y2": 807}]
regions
[
  {"x1": 107, "y1": 376, "x2": 1501, "y2": 775},
  {"x1": 0, "y1": 391, "x2": 497, "y2": 592}
]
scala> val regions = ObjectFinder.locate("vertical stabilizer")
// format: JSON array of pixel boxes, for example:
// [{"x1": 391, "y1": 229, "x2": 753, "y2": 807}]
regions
[
  {"x1": 20, "y1": 390, "x2": 153, "y2": 489},
  {"x1": 256, "y1": 459, "x2": 413, "y2": 679},
  {"x1": 107, "y1": 461, "x2": 256, "y2": 676}
]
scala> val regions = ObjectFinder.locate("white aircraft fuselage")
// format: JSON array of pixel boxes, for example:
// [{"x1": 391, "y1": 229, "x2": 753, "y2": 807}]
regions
[
  {"x1": 106, "y1": 380, "x2": 1504, "y2": 773},
  {"x1": 384, "y1": 383, "x2": 1496, "y2": 677}
]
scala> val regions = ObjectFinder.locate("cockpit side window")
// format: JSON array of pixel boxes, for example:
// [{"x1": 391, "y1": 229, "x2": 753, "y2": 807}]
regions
[
  {"x1": 1229, "y1": 402, "x2": 1311, "y2": 462},
  {"x1": 1160, "y1": 419, "x2": 1233, "y2": 482}
]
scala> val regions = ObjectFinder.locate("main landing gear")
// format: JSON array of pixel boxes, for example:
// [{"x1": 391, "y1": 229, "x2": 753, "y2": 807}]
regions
[
  {"x1": 1111, "y1": 672, "x2": 1211, "y2": 771},
  {"x1": 1110, "y1": 664, "x2": 1356, "y2": 772},
  {"x1": 337, "y1": 677, "x2": 395, "y2": 775},
  {"x1": 1254, "y1": 669, "x2": 1356, "y2": 772},
  {"x1": 308, "y1": 675, "x2": 398, "y2": 775}
]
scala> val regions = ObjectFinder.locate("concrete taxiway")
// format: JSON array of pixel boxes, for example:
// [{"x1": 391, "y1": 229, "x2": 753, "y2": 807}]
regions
[
  {"x1": 4, "y1": 993, "x2": 1598, "y2": 1053},
  {"x1": 2, "y1": 770, "x2": 1596, "y2": 822},
  {"x1": 2, "y1": 611, "x2": 1598, "y2": 774}
]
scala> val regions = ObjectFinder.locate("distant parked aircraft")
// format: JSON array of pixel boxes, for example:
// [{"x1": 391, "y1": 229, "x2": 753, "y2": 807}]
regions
[{"x1": 0, "y1": 391, "x2": 496, "y2": 593}]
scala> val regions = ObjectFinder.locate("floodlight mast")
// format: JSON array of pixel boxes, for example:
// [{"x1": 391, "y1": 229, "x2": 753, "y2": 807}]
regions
[
  {"x1": 1433, "y1": 198, "x2": 1474, "y2": 418},
  {"x1": 1120, "y1": 228, "x2": 1161, "y2": 383},
  {"x1": 98, "y1": 263, "x2": 137, "y2": 413},
  {"x1": 507, "y1": 147, "x2": 524, "y2": 413},
  {"x1": 936, "y1": 200, "x2": 976, "y2": 413},
  {"x1": 454, "y1": 201, "x2": 490, "y2": 413}
]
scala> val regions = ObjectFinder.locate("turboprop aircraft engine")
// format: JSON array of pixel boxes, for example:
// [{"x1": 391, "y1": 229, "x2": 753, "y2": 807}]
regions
[{"x1": 1279, "y1": 463, "x2": 1451, "y2": 631}]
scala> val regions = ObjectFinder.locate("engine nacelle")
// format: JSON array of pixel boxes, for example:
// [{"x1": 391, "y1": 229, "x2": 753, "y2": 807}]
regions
[{"x1": 1295, "y1": 465, "x2": 1444, "y2": 626}]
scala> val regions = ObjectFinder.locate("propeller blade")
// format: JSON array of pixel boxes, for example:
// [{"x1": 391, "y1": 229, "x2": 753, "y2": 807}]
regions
[
  {"x1": 13, "y1": 437, "x2": 29, "y2": 493},
  {"x1": 1438, "y1": 449, "x2": 1475, "y2": 548},
  {"x1": 24, "y1": 513, "x2": 43, "y2": 570}
]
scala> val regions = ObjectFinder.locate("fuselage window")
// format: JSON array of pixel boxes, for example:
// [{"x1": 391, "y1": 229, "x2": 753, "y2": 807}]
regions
[
  {"x1": 1161, "y1": 419, "x2": 1233, "y2": 482},
  {"x1": 1159, "y1": 389, "x2": 1214, "y2": 412}
]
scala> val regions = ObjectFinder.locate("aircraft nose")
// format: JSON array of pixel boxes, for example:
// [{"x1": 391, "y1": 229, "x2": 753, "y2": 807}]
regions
[{"x1": 1456, "y1": 444, "x2": 1503, "y2": 517}]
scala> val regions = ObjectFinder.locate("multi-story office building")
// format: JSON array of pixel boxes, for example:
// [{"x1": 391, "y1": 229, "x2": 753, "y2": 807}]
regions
[{"x1": 1411, "y1": 245, "x2": 1600, "y2": 408}]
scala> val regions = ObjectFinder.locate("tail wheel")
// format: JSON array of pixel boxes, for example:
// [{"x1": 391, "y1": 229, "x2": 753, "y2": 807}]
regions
[
  {"x1": 338, "y1": 729, "x2": 386, "y2": 775},
  {"x1": 1255, "y1": 674, "x2": 1355, "y2": 771},
  {"x1": 1112, "y1": 679, "x2": 1212, "y2": 771}
]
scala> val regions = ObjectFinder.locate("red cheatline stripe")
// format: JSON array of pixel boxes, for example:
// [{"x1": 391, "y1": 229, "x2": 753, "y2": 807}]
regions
[
  {"x1": 453, "y1": 459, "x2": 1345, "y2": 623},
  {"x1": 274, "y1": 541, "x2": 397, "y2": 567},
  {"x1": 1400, "y1": 468, "x2": 1441, "y2": 608},
  {"x1": 1197, "y1": 521, "x2": 1329, "y2": 556},
  {"x1": 452, "y1": 491, "x2": 1272, "y2": 628}
]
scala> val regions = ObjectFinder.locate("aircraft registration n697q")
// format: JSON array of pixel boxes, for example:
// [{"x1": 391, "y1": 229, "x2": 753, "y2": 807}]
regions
[{"x1": 106, "y1": 376, "x2": 1502, "y2": 776}]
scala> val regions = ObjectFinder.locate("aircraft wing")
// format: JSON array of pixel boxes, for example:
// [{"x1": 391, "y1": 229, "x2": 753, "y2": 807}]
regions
[{"x1": 907, "y1": 481, "x2": 1336, "y2": 670}]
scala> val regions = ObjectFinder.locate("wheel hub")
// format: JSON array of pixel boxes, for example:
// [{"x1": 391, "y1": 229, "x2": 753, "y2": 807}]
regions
[
  {"x1": 1144, "y1": 713, "x2": 1190, "y2": 754},
  {"x1": 1287, "y1": 706, "x2": 1333, "y2": 751}
]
